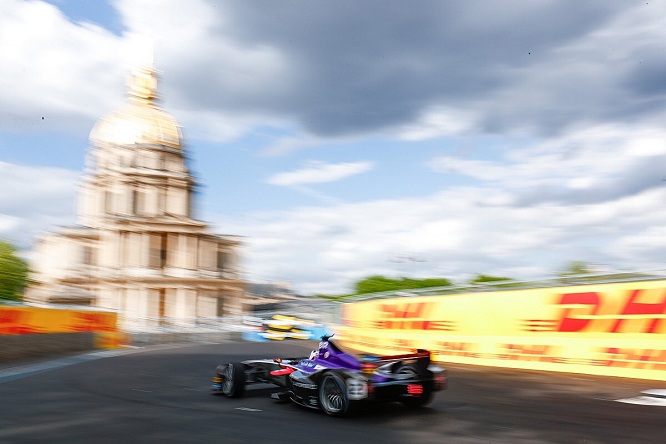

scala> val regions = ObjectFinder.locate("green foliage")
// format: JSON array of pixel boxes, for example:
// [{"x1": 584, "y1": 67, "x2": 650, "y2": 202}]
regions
[
  {"x1": 354, "y1": 275, "x2": 452, "y2": 295},
  {"x1": 558, "y1": 261, "x2": 593, "y2": 277},
  {"x1": 0, "y1": 240, "x2": 29, "y2": 301},
  {"x1": 314, "y1": 260, "x2": 654, "y2": 300},
  {"x1": 313, "y1": 293, "x2": 348, "y2": 301},
  {"x1": 469, "y1": 274, "x2": 512, "y2": 285}
]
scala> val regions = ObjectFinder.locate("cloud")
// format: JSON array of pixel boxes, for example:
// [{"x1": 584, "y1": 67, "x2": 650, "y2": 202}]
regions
[
  {"x1": 176, "y1": 1, "x2": 662, "y2": 139},
  {"x1": 267, "y1": 161, "x2": 374, "y2": 186},
  {"x1": 0, "y1": 162, "x2": 78, "y2": 248},
  {"x1": 259, "y1": 134, "x2": 322, "y2": 157},
  {"x1": 429, "y1": 124, "x2": 666, "y2": 206},
  {"x1": 2, "y1": 1, "x2": 666, "y2": 144},
  {"x1": 217, "y1": 178, "x2": 666, "y2": 294},
  {"x1": 0, "y1": 0, "x2": 127, "y2": 134},
  {"x1": 395, "y1": 106, "x2": 475, "y2": 140},
  {"x1": 214, "y1": 123, "x2": 666, "y2": 294}
]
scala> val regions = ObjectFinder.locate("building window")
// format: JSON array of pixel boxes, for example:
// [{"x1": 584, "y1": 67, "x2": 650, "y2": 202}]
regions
[
  {"x1": 132, "y1": 189, "x2": 138, "y2": 215},
  {"x1": 105, "y1": 190, "x2": 113, "y2": 214},
  {"x1": 158, "y1": 187, "x2": 166, "y2": 215},
  {"x1": 186, "y1": 190, "x2": 191, "y2": 217},
  {"x1": 82, "y1": 245, "x2": 95, "y2": 266},
  {"x1": 217, "y1": 250, "x2": 230, "y2": 274},
  {"x1": 159, "y1": 288, "x2": 166, "y2": 321},
  {"x1": 149, "y1": 233, "x2": 168, "y2": 268},
  {"x1": 217, "y1": 297, "x2": 224, "y2": 317}
]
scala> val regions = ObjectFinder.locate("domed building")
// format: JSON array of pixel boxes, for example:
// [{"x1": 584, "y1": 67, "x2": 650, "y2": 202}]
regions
[{"x1": 26, "y1": 65, "x2": 245, "y2": 330}]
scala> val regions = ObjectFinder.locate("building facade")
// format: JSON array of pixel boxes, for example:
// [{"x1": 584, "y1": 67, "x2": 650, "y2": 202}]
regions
[{"x1": 26, "y1": 65, "x2": 245, "y2": 330}]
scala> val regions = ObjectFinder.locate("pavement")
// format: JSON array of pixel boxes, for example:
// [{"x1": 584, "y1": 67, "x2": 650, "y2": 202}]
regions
[{"x1": 0, "y1": 343, "x2": 197, "y2": 383}]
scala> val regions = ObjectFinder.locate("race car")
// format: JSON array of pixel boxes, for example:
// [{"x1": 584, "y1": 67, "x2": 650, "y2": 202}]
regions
[{"x1": 212, "y1": 335, "x2": 447, "y2": 416}]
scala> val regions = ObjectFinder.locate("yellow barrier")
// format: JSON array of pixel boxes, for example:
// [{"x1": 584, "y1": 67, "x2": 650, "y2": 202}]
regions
[
  {"x1": 0, "y1": 305, "x2": 122, "y2": 348},
  {"x1": 336, "y1": 281, "x2": 666, "y2": 381}
]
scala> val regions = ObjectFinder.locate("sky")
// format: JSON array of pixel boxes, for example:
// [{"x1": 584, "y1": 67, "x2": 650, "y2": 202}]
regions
[{"x1": 1, "y1": 0, "x2": 665, "y2": 295}]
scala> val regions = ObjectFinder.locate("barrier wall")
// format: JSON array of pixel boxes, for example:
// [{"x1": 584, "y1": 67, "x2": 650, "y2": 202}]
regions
[
  {"x1": 336, "y1": 281, "x2": 666, "y2": 381},
  {"x1": 0, "y1": 305, "x2": 123, "y2": 349},
  {"x1": 0, "y1": 333, "x2": 96, "y2": 362}
]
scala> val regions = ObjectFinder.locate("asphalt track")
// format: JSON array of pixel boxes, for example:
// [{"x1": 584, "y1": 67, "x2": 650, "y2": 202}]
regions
[{"x1": 0, "y1": 340, "x2": 663, "y2": 444}]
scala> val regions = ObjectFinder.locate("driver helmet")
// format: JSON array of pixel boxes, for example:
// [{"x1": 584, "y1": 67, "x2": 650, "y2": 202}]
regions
[{"x1": 309, "y1": 349, "x2": 319, "y2": 360}]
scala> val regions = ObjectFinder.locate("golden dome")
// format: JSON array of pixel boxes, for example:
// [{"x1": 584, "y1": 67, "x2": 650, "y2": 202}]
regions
[{"x1": 90, "y1": 66, "x2": 182, "y2": 149}]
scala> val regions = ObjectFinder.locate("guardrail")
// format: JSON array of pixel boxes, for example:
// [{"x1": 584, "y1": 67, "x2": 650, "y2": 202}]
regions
[{"x1": 347, "y1": 269, "x2": 666, "y2": 302}]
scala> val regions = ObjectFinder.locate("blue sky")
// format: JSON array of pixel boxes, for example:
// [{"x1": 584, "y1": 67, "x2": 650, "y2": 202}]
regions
[{"x1": 1, "y1": 0, "x2": 665, "y2": 294}]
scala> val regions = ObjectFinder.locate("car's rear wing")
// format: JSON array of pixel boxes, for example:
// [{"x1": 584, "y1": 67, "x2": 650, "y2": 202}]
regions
[
  {"x1": 377, "y1": 350, "x2": 431, "y2": 363},
  {"x1": 362, "y1": 349, "x2": 432, "y2": 374}
]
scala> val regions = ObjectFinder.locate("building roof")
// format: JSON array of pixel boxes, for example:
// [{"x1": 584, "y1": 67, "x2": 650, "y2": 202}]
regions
[{"x1": 90, "y1": 65, "x2": 182, "y2": 149}]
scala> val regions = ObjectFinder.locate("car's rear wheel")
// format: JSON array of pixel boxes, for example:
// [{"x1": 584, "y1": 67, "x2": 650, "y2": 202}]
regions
[
  {"x1": 221, "y1": 362, "x2": 246, "y2": 398},
  {"x1": 318, "y1": 373, "x2": 350, "y2": 417},
  {"x1": 397, "y1": 364, "x2": 432, "y2": 407}
]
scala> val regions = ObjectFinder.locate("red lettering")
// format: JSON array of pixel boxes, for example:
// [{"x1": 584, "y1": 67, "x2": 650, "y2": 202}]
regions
[
  {"x1": 609, "y1": 289, "x2": 666, "y2": 333},
  {"x1": 424, "y1": 320, "x2": 454, "y2": 331},
  {"x1": 434, "y1": 342, "x2": 473, "y2": 356},
  {"x1": 600, "y1": 347, "x2": 666, "y2": 370},
  {"x1": 556, "y1": 292, "x2": 600, "y2": 332},
  {"x1": 379, "y1": 302, "x2": 429, "y2": 329},
  {"x1": 376, "y1": 302, "x2": 451, "y2": 330},
  {"x1": 0, "y1": 309, "x2": 24, "y2": 324},
  {"x1": 500, "y1": 344, "x2": 553, "y2": 361}
]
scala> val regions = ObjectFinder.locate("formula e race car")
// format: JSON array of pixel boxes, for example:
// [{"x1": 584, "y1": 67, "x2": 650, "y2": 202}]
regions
[{"x1": 212, "y1": 335, "x2": 447, "y2": 417}]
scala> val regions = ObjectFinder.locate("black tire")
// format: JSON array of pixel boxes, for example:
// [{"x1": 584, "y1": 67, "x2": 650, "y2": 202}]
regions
[
  {"x1": 221, "y1": 362, "x2": 246, "y2": 398},
  {"x1": 396, "y1": 364, "x2": 433, "y2": 407},
  {"x1": 318, "y1": 373, "x2": 350, "y2": 417}
]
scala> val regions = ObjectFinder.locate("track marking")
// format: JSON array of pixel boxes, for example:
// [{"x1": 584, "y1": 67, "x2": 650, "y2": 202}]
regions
[
  {"x1": 0, "y1": 349, "x2": 137, "y2": 384},
  {"x1": 235, "y1": 407, "x2": 262, "y2": 412},
  {"x1": 0, "y1": 343, "x2": 194, "y2": 385},
  {"x1": 616, "y1": 389, "x2": 666, "y2": 407},
  {"x1": 131, "y1": 388, "x2": 153, "y2": 393}
]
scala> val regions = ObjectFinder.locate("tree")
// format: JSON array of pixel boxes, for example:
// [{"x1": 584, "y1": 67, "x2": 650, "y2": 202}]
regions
[
  {"x1": 558, "y1": 261, "x2": 594, "y2": 277},
  {"x1": 469, "y1": 274, "x2": 513, "y2": 285},
  {"x1": 0, "y1": 240, "x2": 29, "y2": 301},
  {"x1": 354, "y1": 275, "x2": 452, "y2": 295}
]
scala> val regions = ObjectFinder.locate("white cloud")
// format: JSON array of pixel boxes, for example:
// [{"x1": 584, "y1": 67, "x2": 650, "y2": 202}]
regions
[
  {"x1": 0, "y1": 161, "x2": 78, "y2": 248},
  {"x1": 261, "y1": 135, "x2": 320, "y2": 157},
  {"x1": 2, "y1": 1, "x2": 665, "y2": 144},
  {"x1": 611, "y1": 226, "x2": 666, "y2": 259},
  {"x1": 267, "y1": 161, "x2": 375, "y2": 186},
  {"x1": 214, "y1": 123, "x2": 666, "y2": 294},
  {"x1": 396, "y1": 106, "x2": 475, "y2": 141},
  {"x1": 218, "y1": 179, "x2": 666, "y2": 294},
  {"x1": 429, "y1": 124, "x2": 666, "y2": 203},
  {"x1": 0, "y1": 0, "x2": 126, "y2": 132},
  {"x1": 428, "y1": 157, "x2": 509, "y2": 181},
  {"x1": 0, "y1": 215, "x2": 21, "y2": 233}
]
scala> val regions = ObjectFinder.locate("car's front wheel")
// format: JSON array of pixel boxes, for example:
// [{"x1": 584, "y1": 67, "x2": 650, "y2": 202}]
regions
[
  {"x1": 221, "y1": 362, "x2": 246, "y2": 398},
  {"x1": 318, "y1": 373, "x2": 350, "y2": 417}
]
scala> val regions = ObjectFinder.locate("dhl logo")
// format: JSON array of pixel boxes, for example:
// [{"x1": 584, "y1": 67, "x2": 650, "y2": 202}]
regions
[
  {"x1": 342, "y1": 302, "x2": 454, "y2": 330},
  {"x1": 0, "y1": 308, "x2": 40, "y2": 334},
  {"x1": 0, "y1": 308, "x2": 116, "y2": 334},
  {"x1": 524, "y1": 288, "x2": 666, "y2": 334},
  {"x1": 68, "y1": 313, "x2": 116, "y2": 332},
  {"x1": 370, "y1": 302, "x2": 455, "y2": 331},
  {"x1": 0, "y1": 309, "x2": 25, "y2": 324}
]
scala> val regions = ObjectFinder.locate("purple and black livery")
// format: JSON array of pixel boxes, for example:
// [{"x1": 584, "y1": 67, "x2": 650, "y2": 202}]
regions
[{"x1": 212, "y1": 335, "x2": 447, "y2": 416}]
